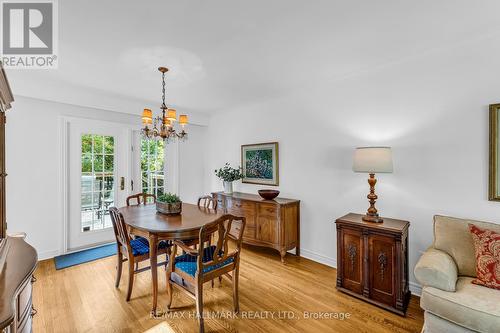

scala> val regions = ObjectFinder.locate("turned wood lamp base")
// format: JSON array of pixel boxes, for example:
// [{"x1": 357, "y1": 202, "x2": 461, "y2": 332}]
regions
[
  {"x1": 363, "y1": 173, "x2": 384, "y2": 223},
  {"x1": 362, "y1": 214, "x2": 383, "y2": 223}
]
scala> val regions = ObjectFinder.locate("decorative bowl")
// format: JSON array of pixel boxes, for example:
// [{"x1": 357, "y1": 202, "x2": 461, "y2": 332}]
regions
[
  {"x1": 258, "y1": 190, "x2": 280, "y2": 200},
  {"x1": 156, "y1": 201, "x2": 182, "y2": 215}
]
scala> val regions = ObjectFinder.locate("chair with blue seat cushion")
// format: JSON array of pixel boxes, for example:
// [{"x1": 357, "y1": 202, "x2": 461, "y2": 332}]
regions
[
  {"x1": 109, "y1": 207, "x2": 171, "y2": 302},
  {"x1": 126, "y1": 193, "x2": 157, "y2": 250},
  {"x1": 166, "y1": 214, "x2": 246, "y2": 333}
]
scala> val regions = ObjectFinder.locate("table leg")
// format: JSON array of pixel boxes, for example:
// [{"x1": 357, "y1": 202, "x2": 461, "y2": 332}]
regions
[{"x1": 149, "y1": 233, "x2": 159, "y2": 316}]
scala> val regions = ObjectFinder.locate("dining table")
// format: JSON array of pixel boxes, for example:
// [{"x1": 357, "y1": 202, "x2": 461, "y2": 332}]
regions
[{"x1": 119, "y1": 203, "x2": 224, "y2": 316}]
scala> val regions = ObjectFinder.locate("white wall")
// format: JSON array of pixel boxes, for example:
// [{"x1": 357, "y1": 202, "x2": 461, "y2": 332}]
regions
[
  {"x1": 205, "y1": 35, "x2": 500, "y2": 294},
  {"x1": 6, "y1": 96, "x2": 207, "y2": 259}
]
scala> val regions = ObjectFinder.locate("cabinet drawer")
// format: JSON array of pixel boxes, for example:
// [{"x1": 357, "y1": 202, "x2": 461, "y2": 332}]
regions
[
  {"x1": 226, "y1": 198, "x2": 255, "y2": 211},
  {"x1": 226, "y1": 199, "x2": 256, "y2": 226},
  {"x1": 257, "y1": 203, "x2": 278, "y2": 216},
  {"x1": 17, "y1": 278, "x2": 32, "y2": 321}
]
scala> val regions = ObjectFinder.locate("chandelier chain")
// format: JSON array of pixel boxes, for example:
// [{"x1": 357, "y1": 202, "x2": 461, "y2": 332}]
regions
[{"x1": 161, "y1": 71, "x2": 166, "y2": 108}]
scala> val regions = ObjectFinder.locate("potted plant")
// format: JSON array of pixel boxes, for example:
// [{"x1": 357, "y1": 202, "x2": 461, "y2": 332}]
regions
[
  {"x1": 156, "y1": 193, "x2": 182, "y2": 215},
  {"x1": 215, "y1": 163, "x2": 243, "y2": 194}
]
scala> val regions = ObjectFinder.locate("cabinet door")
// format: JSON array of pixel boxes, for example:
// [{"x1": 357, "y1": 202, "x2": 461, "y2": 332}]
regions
[
  {"x1": 341, "y1": 228, "x2": 364, "y2": 294},
  {"x1": 256, "y1": 215, "x2": 278, "y2": 244},
  {"x1": 368, "y1": 234, "x2": 395, "y2": 305}
]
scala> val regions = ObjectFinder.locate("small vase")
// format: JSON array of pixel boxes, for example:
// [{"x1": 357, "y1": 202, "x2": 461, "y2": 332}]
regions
[{"x1": 223, "y1": 181, "x2": 233, "y2": 193}]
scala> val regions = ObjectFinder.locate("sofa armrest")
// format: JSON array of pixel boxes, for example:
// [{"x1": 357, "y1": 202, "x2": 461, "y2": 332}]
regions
[{"x1": 414, "y1": 248, "x2": 458, "y2": 292}]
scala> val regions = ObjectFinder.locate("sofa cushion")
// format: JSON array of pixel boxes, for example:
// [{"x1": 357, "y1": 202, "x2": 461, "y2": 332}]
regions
[
  {"x1": 424, "y1": 311, "x2": 477, "y2": 333},
  {"x1": 469, "y1": 224, "x2": 500, "y2": 290},
  {"x1": 421, "y1": 277, "x2": 500, "y2": 333},
  {"x1": 433, "y1": 215, "x2": 500, "y2": 277}
]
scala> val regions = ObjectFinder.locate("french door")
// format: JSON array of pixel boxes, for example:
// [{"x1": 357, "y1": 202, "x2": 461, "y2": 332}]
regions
[{"x1": 67, "y1": 118, "x2": 131, "y2": 251}]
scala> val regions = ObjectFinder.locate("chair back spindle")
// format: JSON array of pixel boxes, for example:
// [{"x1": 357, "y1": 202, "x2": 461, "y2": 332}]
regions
[
  {"x1": 126, "y1": 193, "x2": 157, "y2": 206},
  {"x1": 197, "y1": 195, "x2": 217, "y2": 210},
  {"x1": 109, "y1": 207, "x2": 131, "y2": 248}
]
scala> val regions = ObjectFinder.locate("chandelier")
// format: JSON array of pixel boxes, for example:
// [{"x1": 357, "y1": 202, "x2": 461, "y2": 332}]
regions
[{"x1": 141, "y1": 67, "x2": 188, "y2": 142}]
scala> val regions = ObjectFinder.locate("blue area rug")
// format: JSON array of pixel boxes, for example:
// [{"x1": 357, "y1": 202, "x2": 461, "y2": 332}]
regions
[{"x1": 54, "y1": 243, "x2": 117, "y2": 270}]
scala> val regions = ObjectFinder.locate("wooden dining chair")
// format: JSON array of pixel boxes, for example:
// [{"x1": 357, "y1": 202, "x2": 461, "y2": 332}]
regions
[
  {"x1": 126, "y1": 193, "x2": 157, "y2": 247},
  {"x1": 166, "y1": 214, "x2": 246, "y2": 333},
  {"x1": 126, "y1": 193, "x2": 157, "y2": 206},
  {"x1": 109, "y1": 207, "x2": 170, "y2": 301},
  {"x1": 184, "y1": 195, "x2": 218, "y2": 250},
  {"x1": 197, "y1": 195, "x2": 217, "y2": 210}
]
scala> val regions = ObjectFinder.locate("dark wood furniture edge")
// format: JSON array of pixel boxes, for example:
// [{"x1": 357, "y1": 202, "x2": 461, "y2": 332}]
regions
[
  {"x1": 0, "y1": 62, "x2": 13, "y2": 239},
  {"x1": 336, "y1": 213, "x2": 409, "y2": 233},
  {"x1": 212, "y1": 191, "x2": 299, "y2": 205},
  {"x1": 337, "y1": 286, "x2": 410, "y2": 316},
  {"x1": 0, "y1": 238, "x2": 38, "y2": 330}
]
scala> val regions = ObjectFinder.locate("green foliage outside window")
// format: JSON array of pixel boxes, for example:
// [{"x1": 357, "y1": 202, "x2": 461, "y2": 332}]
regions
[{"x1": 141, "y1": 139, "x2": 165, "y2": 196}]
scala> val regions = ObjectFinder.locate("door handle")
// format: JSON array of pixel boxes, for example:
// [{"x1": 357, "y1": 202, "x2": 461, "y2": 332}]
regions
[{"x1": 120, "y1": 177, "x2": 125, "y2": 190}]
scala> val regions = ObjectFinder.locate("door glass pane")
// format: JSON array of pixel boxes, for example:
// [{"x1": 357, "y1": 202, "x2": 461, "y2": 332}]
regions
[
  {"x1": 104, "y1": 155, "x2": 114, "y2": 172},
  {"x1": 104, "y1": 136, "x2": 114, "y2": 154},
  {"x1": 80, "y1": 134, "x2": 115, "y2": 232},
  {"x1": 141, "y1": 139, "x2": 165, "y2": 196}
]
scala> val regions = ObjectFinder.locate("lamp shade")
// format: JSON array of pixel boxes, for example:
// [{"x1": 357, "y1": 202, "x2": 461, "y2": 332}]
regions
[
  {"x1": 179, "y1": 114, "x2": 188, "y2": 125},
  {"x1": 167, "y1": 109, "x2": 177, "y2": 121},
  {"x1": 142, "y1": 108, "x2": 152, "y2": 125},
  {"x1": 353, "y1": 147, "x2": 393, "y2": 173}
]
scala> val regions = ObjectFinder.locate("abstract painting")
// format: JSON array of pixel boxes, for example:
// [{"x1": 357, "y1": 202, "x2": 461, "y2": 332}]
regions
[{"x1": 241, "y1": 142, "x2": 279, "y2": 186}]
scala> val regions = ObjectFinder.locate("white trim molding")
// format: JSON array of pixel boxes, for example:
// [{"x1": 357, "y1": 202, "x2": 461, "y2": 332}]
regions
[{"x1": 300, "y1": 248, "x2": 337, "y2": 268}]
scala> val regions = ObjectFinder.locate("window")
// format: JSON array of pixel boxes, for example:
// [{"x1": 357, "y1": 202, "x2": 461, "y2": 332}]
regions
[
  {"x1": 81, "y1": 134, "x2": 115, "y2": 232},
  {"x1": 141, "y1": 139, "x2": 165, "y2": 199}
]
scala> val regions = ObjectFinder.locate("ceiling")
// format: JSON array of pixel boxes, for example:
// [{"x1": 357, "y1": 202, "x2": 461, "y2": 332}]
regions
[{"x1": 6, "y1": 0, "x2": 500, "y2": 115}]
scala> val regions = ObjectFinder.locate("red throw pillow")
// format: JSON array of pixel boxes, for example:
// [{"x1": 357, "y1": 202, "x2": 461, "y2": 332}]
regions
[{"x1": 468, "y1": 224, "x2": 500, "y2": 290}]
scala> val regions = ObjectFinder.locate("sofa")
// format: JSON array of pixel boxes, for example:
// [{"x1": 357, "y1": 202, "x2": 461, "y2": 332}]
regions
[{"x1": 414, "y1": 215, "x2": 500, "y2": 333}]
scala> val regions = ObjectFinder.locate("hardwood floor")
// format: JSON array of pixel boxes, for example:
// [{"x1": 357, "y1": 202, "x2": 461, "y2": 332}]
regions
[{"x1": 33, "y1": 245, "x2": 423, "y2": 333}]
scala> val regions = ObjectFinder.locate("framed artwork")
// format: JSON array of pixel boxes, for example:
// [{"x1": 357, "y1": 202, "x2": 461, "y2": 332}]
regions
[{"x1": 241, "y1": 142, "x2": 279, "y2": 186}]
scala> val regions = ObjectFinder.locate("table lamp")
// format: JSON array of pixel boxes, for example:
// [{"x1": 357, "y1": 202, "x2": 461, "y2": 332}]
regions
[{"x1": 353, "y1": 147, "x2": 393, "y2": 223}]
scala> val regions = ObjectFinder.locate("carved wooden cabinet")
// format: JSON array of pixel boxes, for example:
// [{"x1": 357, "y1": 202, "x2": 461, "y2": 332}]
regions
[
  {"x1": 335, "y1": 213, "x2": 410, "y2": 315},
  {"x1": 0, "y1": 238, "x2": 38, "y2": 333},
  {"x1": 212, "y1": 192, "x2": 300, "y2": 263}
]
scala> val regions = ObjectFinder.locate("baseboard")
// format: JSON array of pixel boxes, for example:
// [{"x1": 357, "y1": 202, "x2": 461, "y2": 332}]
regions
[
  {"x1": 38, "y1": 249, "x2": 60, "y2": 261},
  {"x1": 300, "y1": 248, "x2": 337, "y2": 267},
  {"x1": 299, "y1": 248, "x2": 422, "y2": 297},
  {"x1": 409, "y1": 281, "x2": 422, "y2": 296}
]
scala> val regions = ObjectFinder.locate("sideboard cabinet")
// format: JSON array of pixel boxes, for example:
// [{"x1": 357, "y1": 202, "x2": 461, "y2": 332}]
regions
[
  {"x1": 335, "y1": 213, "x2": 410, "y2": 315},
  {"x1": 212, "y1": 192, "x2": 300, "y2": 263}
]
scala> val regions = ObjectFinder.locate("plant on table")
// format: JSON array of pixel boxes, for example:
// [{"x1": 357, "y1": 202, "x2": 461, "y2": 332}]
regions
[
  {"x1": 214, "y1": 163, "x2": 243, "y2": 193},
  {"x1": 157, "y1": 193, "x2": 181, "y2": 203}
]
